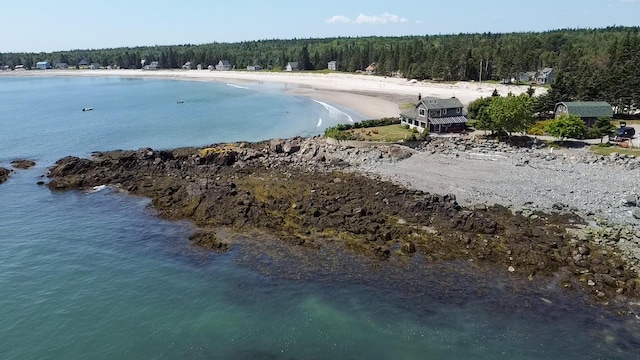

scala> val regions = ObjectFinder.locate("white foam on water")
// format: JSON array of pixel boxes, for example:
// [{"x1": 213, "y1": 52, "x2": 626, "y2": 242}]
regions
[
  {"x1": 312, "y1": 99, "x2": 353, "y2": 123},
  {"x1": 226, "y1": 83, "x2": 249, "y2": 90},
  {"x1": 87, "y1": 185, "x2": 109, "y2": 194},
  {"x1": 317, "y1": 118, "x2": 322, "y2": 127}
]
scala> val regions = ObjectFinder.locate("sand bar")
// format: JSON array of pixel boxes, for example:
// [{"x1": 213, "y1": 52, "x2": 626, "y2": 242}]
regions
[{"x1": 1, "y1": 69, "x2": 545, "y2": 119}]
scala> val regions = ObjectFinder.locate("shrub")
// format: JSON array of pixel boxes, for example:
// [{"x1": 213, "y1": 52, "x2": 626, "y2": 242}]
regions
[
  {"x1": 545, "y1": 114, "x2": 588, "y2": 140},
  {"x1": 528, "y1": 120, "x2": 552, "y2": 136},
  {"x1": 411, "y1": 127, "x2": 419, "y2": 133}
]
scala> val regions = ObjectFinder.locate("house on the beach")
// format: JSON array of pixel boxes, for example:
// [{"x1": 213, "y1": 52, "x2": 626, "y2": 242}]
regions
[
  {"x1": 14, "y1": 65, "x2": 25, "y2": 71},
  {"x1": 78, "y1": 59, "x2": 89, "y2": 68},
  {"x1": 54, "y1": 62, "x2": 68, "y2": 69},
  {"x1": 401, "y1": 96, "x2": 468, "y2": 133},
  {"x1": 247, "y1": 65, "x2": 262, "y2": 71},
  {"x1": 536, "y1": 67, "x2": 554, "y2": 85},
  {"x1": 285, "y1": 62, "x2": 299, "y2": 72},
  {"x1": 36, "y1": 61, "x2": 52, "y2": 70},
  {"x1": 216, "y1": 60, "x2": 232, "y2": 71},
  {"x1": 365, "y1": 63, "x2": 376, "y2": 75},
  {"x1": 328, "y1": 61, "x2": 337, "y2": 71},
  {"x1": 182, "y1": 62, "x2": 191, "y2": 70},
  {"x1": 554, "y1": 101, "x2": 613, "y2": 127},
  {"x1": 0, "y1": 65, "x2": 9, "y2": 71},
  {"x1": 143, "y1": 61, "x2": 159, "y2": 70},
  {"x1": 89, "y1": 63, "x2": 101, "y2": 70}
]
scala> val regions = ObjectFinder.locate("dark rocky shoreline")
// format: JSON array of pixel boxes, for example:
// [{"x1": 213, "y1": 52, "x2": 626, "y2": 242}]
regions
[
  {"x1": 46, "y1": 137, "x2": 640, "y2": 314},
  {"x1": 0, "y1": 167, "x2": 10, "y2": 184}
]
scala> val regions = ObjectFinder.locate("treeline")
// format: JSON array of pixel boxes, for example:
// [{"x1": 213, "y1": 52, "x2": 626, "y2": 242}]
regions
[
  {"x1": 0, "y1": 27, "x2": 635, "y2": 80},
  {"x1": 2, "y1": 27, "x2": 639, "y2": 113}
]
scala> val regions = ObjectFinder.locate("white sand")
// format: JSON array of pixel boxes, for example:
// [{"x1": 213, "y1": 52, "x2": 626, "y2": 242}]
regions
[{"x1": 1, "y1": 69, "x2": 545, "y2": 118}]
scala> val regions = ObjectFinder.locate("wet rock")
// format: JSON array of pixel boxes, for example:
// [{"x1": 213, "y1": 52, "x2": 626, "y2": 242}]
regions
[
  {"x1": 622, "y1": 195, "x2": 637, "y2": 207},
  {"x1": 11, "y1": 159, "x2": 36, "y2": 169},
  {"x1": 188, "y1": 230, "x2": 231, "y2": 252},
  {"x1": 0, "y1": 167, "x2": 11, "y2": 184}
]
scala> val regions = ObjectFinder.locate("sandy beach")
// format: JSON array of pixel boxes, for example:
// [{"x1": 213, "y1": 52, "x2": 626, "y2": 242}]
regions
[{"x1": 1, "y1": 69, "x2": 545, "y2": 119}]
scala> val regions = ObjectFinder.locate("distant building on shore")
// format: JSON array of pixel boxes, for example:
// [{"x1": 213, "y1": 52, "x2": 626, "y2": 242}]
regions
[
  {"x1": 14, "y1": 65, "x2": 25, "y2": 71},
  {"x1": 285, "y1": 62, "x2": 299, "y2": 72},
  {"x1": 143, "y1": 61, "x2": 159, "y2": 70},
  {"x1": 36, "y1": 61, "x2": 52, "y2": 70},
  {"x1": 54, "y1": 62, "x2": 68, "y2": 69},
  {"x1": 182, "y1": 62, "x2": 191, "y2": 70},
  {"x1": 365, "y1": 63, "x2": 376, "y2": 75},
  {"x1": 328, "y1": 61, "x2": 337, "y2": 71},
  {"x1": 78, "y1": 59, "x2": 89, "y2": 68},
  {"x1": 216, "y1": 60, "x2": 232, "y2": 71},
  {"x1": 247, "y1": 65, "x2": 262, "y2": 71}
]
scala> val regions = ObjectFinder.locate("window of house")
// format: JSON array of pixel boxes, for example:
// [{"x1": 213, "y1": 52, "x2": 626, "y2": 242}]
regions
[
  {"x1": 419, "y1": 108, "x2": 425, "y2": 117},
  {"x1": 430, "y1": 111, "x2": 437, "y2": 117},
  {"x1": 442, "y1": 109, "x2": 448, "y2": 115},
  {"x1": 456, "y1": 108, "x2": 461, "y2": 114}
]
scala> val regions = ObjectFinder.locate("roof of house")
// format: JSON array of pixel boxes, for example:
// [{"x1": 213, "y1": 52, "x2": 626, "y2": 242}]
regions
[
  {"x1": 556, "y1": 101, "x2": 613, "y2": 118},
  {"x1": 218, "y1": 60, "x2": 231, "y2": 65},
  {"x1": 418, "y1": 97, "x2": 464, "y2": 110},
  {"x1": 36, "y1": 61, "x2": 50, "y2": 65},
  {"x1": 537, "y1": 68, "x2": 553, "y2": 78},
  {"x1": 287, "y1": 62, "x2": 298, "y2": 66}
]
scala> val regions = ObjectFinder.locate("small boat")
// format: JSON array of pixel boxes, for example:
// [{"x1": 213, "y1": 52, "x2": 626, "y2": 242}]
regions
[
  {"x1": 82, "y1": 107, "x2": 93, "y2": 112},
  {"x1": 176, "y1": 100, "x2": 184, "y2": 104}
]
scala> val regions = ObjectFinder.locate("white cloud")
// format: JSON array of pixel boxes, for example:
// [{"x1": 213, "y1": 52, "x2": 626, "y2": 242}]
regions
[
  {"x1": 355, "y1": 12, "x2": 408, "y2": 24},
  {"x1": 325, "y1": 15, "x2": 350, "y2": 24},
  {"x1": 325, "y1": 12, "x2": 408, "y2": 25}
]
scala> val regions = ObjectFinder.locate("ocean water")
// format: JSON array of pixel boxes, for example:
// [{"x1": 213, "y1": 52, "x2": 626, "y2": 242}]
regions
[{"x1": 1, "y1": 76, "x2": 639, "y2": 359}]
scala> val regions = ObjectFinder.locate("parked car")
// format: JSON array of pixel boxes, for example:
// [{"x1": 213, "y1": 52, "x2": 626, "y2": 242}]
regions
[{"x1": 612, "y1": 126, "x2": 636, "y2": 142}]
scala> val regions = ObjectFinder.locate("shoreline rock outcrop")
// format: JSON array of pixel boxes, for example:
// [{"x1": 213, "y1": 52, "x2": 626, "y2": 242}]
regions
[
  {"x1": 46, "y1": 136, "x2": 640, "y2": 311},
  {"x1": 11, "y1": 159, "x2": 36, "y2": 169},
  {"x1": 0, "y1": 167, "x2": 11, "y2": 184}
]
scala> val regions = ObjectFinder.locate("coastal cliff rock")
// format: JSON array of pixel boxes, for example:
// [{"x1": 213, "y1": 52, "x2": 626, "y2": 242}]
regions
[
  {"x1": 0, "y1": 167, "x2": 11, "y2": 184},
  {"x1": 46, "y1": 137, "x2": 640, "y2": 306}
]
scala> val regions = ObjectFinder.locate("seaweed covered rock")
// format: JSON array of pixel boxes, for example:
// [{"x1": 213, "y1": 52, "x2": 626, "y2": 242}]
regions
[
  {"x1": 11, "y1": 159, "x2": 36, "y2": 169},
  {"x1": 0, "y1": 167, "x2": 11, "y2": 184}
]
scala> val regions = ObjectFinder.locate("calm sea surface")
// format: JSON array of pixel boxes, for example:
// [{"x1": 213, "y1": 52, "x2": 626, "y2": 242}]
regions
[{"x1": 1, "y1": 76, "x2": 639, "y2": 359}]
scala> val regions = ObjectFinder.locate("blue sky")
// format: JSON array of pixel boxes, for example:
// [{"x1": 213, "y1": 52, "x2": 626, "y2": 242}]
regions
[{"x1": 1, "y1": 0, "x2": 638, "y2": 53}]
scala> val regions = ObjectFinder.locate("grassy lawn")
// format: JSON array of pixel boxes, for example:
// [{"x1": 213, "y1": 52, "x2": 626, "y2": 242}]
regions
[
  {"x1": 347, "y1": 124, "x2": 416, "y2": 142},
  {"x1": 590, "y1": 144, "x2": 640, "y2": 157},
  {"x1": 613, "y1": 119, "x2": 640, "y2": 126}
]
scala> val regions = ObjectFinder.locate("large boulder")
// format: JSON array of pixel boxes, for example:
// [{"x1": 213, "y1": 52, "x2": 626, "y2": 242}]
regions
[
  {"x1": 11, "y1": 159, "x2": 36, "y2": 169},
  {"x1": 0, "y1": 167, "x2": 11, "y2": 184}
]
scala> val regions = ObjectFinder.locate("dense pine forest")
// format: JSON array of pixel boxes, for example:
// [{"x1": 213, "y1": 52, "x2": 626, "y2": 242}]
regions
[{"x1": 1, "y1": 26, "x2": 639, "y2": 114}]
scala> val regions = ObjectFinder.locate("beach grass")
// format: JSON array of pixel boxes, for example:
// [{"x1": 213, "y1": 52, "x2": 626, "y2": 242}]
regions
[
  {"x1": 613, "y1": 119, "x2": 640, "y2": 126},
  {"x1": 590, "y1": 145, "x2": 640, "y2": 157}
]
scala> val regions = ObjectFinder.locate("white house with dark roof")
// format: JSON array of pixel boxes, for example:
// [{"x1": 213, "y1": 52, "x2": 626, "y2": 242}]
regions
[
  {"x1": 535, "y1": 68, "x2": 554, "y2": 85},
  {"x1": 36, "y1": 61, "x2": 52, "y2": 70},
  {"x1": 215, "y1": 60, "x2": 232, "y2": 71},
  {"x1": 328, "y1": 61, "x2": 337, "y2": 71},
  {"x1": 401, "y1": 96, "x2": 468, "y2": 133},
  {"x1": 285, "y1": 62, "x2": 299, "y2": 72}
]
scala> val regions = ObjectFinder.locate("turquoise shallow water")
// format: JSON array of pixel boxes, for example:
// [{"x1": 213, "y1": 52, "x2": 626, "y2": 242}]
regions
[{"x1": 1, "y1": 76, "x2": 639, "y2": 359}]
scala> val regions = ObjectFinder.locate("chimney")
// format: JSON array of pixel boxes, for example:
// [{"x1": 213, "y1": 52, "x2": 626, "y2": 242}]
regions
[{"x1": 418, "y1": 93, "x2": 422, "y2": 101}]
